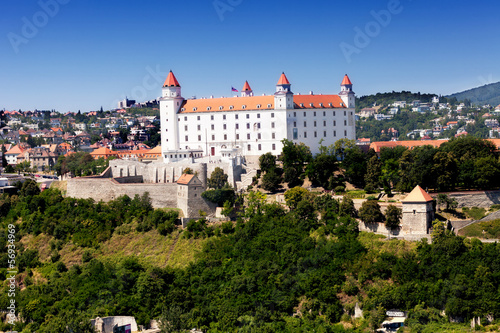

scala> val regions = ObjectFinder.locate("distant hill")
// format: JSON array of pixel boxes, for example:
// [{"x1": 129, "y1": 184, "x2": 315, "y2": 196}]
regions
[{"x1": 446, "y1": 82, "x2": 500, "y2": 107}]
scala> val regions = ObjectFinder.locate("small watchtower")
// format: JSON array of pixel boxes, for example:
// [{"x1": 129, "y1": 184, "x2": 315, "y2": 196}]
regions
[{"x1": 401, "y1": 185, "x2": 434, "y2": 235}]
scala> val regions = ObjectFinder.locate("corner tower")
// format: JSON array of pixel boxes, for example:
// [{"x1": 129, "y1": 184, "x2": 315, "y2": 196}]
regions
[
  {"x1": 401, "y1": 185, "x2": 434, "y2": 236},
  {"x1": 274, "y1": 72, "x2": 294, "y2": 110},
  {"x1": 339, "y1": 74, "x2": 355, "y2": 108},
  {"x1": 160, "y1": 71, "x2": 184, "y2": 157}
]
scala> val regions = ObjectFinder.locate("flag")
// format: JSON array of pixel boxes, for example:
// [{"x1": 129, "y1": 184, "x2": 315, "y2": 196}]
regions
[{"x1": 231, "y1": 87, "x2": 238, "y2": 92}]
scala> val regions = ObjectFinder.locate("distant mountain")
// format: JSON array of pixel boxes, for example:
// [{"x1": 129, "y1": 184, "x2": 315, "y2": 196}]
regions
[{"x1": 446, "y1": 82, "x2": 500, "y2": 107}]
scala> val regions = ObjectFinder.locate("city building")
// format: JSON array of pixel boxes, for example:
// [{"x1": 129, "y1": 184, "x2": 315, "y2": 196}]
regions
[{"x1": 159, "y1": 71, "x2": 356, "y2": 161}]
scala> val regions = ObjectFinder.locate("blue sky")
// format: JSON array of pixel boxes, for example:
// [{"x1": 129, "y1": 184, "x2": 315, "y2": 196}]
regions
[{"x1": 1, "y1": 0, "x2": 499, "y2": 112}]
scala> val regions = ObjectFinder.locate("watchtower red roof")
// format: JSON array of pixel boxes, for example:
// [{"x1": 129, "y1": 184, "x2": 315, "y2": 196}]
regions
[
  {"x1": 277, "y1": 72, "x2": 290, "y2": 85},
  {"x1": 177, "y1": 174, "x2": 194, "y2": 185},
  {"x1": 163, "y1": 71, "x2": 180, "y2": 87},
  {"x1": 341, "y1": 74, "x2": 352, "y2": 86},
  {"x1": 401, "y1": 185, "x2": 433, "y2": 203}
]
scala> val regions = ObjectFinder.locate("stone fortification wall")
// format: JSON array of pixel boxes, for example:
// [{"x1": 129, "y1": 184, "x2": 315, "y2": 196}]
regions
[
  {"x1": 108, "y1": 159, "x2": 241, "y2": 187},
  {"x1": 446, "y1": 190, "x2": 500, "y2": 208},
  {"x1": 67, "y1": 178, "x2": 177, "y2": 208},
  {"x1": 358, "y1": 221, "x2": 398, "y2": 237}
]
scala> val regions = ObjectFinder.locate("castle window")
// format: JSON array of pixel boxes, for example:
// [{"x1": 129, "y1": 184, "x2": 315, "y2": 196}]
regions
[
  {"x1": 211, "y1": 124, "x2": 215, "y2": 130},
  {"x1": 268, "y1": 104, "x2": 272, "y2": 108},
  {"x1": 323, "y1": 121, "x2": 326, "y2": 126},
  {"x1": 304, "y1": 121, "x2": 307, "y2": 127},
  {"x1": 334, "y1": 120, "x2": 337, "y2": 126},
  {"x1": 319, "y1": 103, "x2": 323, "y2": 107},
  {"x1": 185, "y1": 125, "x2": 188, "y2": 131},
  {"x1": 293, "y1": 112, "x2": 296, "y2": 117},
  {"x1": 271, "y1": 112, "x2": 274, "y2": 117},
  {"x1": 247, "y1": 144, "x2": 251, "y2": 151},
  {"x1": 413, "y1": 210, "x2": 416, "y2": 214},
  {"x1": 344, "y1": 111, "x2": 347, "y2": 116},
  {"x1": 247, "y1": 133, "x2": 251, "y2": 139},
  {"x1": 197, "y1": 125, "x2": 201, "y2": 131},
  {"x1": 344, "y1": 120, "x2": 347, "y2": 126},
  {"x1": 324, "y1": 131, "x2": 326, "y2": 137},
  {"x1": 197, "y1": 116, "x2": 200, "y2": 120},
  {"x1": 198, "y1": 135, "x2": 201, "y2": 141},
  {"x1": 344, "y1": 130, "x2": 347, "y2": 137},
  {"x1": 258, "y1": 133, "x2": 261, "y2": 139},
  {"x1": 207, "y1": 107, "x2": 212, "y2": 111},
  {"x1": 223, "y1": 124, "x2": 227, "y2": 130},
  {"x1": 271, "y1": 122, "x2": 275, "y2": 128},
  {"x1": 333, "y1": 111, "x2": 336, "y2": 116},
  {"x1": 211, "y1": 115, "x2": 214, "y2": 120},
  {"x1": 303, "y1": 112, "x2": 306, "y2": 116},
  {"x1": 236, "y1": 134, "x2": 239, "y2": 140},
  {"x1": 314, "y1": 121, "x2": 317, "y2": 127},
  {"x1": 257, "y1": 123, "x2": 261, "y2": 129},
  {"x1": 258, "y1": 144, "x2": 262, "y2": 151},
  {"x1": 224, "y1": 134, "x2": 227, "y2": 140},
  {"x1": 247, "y1": 123, "x2": 250, "y2": 129},
  {"x1": 184, "y1": 116, "x2": 187, "y2": 121},
  {"x1": 272, "y1": 143, "x2": 276, "y2": 150},
  {"x1": 246, "y1": 114, "x2": 249, "y2": 119},
  {"x1": 193, "y1": 107, "x2": 197, "y2": 111},
  {"x1": 293, "y1": 121, "x2": 296, "y2": 127},
  {"x1": 235, "y1": 114, "x2": 238, "y2": 119},
  {"x1": 300, "y1": 104, "x2": 304, "y2": 107},
  {"x1": 229, "y1": 105, "x2": 234, "y2": 110},
  {"x1": 212, "y1": 135, "x2": 215, "y2": 140},
  {"x1": 242, "y1": 105, "x2": 246, "y2": 109},
  {"x1": 219, "y1": 106, "x2": 223, "y2": 110},
  {"x1": 329, "y1": 103, "x2": 333, "y2": 107},
  {"x1": 257, "y1": 113, "x2": 260, "y2": 118},
  {"x1": 314, "y1": 131, "x2": 317, "y2": 138},
  {"x1": 236, "y1": 124, "x2": 239, "y2": 129},
  {"x1": 223, "y1": 114, "x2": 226, "y2": 120},
  {"x1": 323, "y1": 111, "x2": 326, "y2": 116},
  {"x1": 334, "y1": 130, "x2": 337, "y2": 136},
  {"x1": 272, "y1": 133, "x2": 275, "y2": 139},
  {"x1": 257, "y1": 105, "x2": 261, "y2": 109},
  {"x1": 304, "y1": 131, "x2": 307, "y2": 138},
  {"x1": 313, "y1": 111, "x2": 316, "y2": 116}
]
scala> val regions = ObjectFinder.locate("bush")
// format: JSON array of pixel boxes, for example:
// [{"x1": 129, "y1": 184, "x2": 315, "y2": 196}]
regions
[
  {"x1": 202, "y1": 188, "x2": 235, "y2": 207},
  {"x1": 359, "y1": 200, "x2": 384, "y2": 223},
  {"x1": 334, "y1": 186, "x2": 345, "y2": 194}
]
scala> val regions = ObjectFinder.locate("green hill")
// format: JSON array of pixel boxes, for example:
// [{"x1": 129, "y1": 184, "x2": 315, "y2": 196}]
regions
[{"x1": 446, "y1": 82, "x2": 500, "y2": 106}]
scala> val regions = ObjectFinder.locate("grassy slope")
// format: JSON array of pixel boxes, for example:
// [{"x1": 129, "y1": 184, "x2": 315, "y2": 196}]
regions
[{"x1": 458, "y1": 219, "x2": 500, "y2": 239}]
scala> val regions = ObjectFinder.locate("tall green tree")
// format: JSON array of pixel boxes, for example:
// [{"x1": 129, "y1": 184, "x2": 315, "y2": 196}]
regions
[
  {"x1": 359, "y1": 200, "x2": 384, "y2": 223},
  {"x1": 207, "y1": 167, "x2": 228, "y2": 189}
]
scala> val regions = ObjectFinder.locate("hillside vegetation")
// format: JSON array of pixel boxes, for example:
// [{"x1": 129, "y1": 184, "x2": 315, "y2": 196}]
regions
[
  {"x1": 446, "y1": 82, "x2": 500, "y2": 106},
  {"x1": 1, "y1": 183, "x2": 500, "y2": 332}
]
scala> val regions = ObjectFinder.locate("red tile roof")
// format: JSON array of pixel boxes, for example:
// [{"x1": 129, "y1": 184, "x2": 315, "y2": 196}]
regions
[
  {"x1": 242, "y1": 81, "x2": 252, "y2": 91},
  {"x1": 341, "y1": 74, "x2": 352, "y2": 85},
  {"x1": 163, "y1": 71, "x2": 180, "y2": 87},
  {"x1": 177, "y1": 174, "x2": 194, "y2": 185},
  {"x1": 277, "y1": 72, "x2": 290, "y2": 85},
  {"x1": 402, "y1": 185, "x2": 433, "y2": 202}
]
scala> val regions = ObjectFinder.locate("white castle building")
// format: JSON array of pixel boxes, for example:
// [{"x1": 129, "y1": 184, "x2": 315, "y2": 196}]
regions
[{"x1": 159, "y1": 71, "x2": 356, "y2": 162}]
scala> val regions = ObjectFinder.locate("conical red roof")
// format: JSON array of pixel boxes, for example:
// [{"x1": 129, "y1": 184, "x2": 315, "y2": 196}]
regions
[
  {"x1": 277, "y1": 72, "x2": 290, "y2": 85},
  {"x1": 163, "y1": 71, "x2": 180, "y2": 87},
  {"x1": 341, "y1": 74, "x2": 352, "y2": 86},
  {"x1": 242, "y1": 81, "x2": 252, "y2": 91}
]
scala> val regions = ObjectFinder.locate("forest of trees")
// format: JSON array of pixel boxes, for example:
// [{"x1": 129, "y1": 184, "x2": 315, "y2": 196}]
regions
[{"x1": 0, "y1": 179, "x2": 499, "y2": 332}]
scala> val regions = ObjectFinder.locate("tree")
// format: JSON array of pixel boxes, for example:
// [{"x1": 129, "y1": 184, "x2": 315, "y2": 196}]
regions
[
  {"x1": 359, "y1": 200, "x2": 384, "y2": 223},
  {"x1": 20, "y1": 179, "x2": 40, "y2": 197},
  {"x1": 342, "y1": 146, "x2": 369, "y2": 188},
  {"x1": 261, "y1": 169, "x2": 282, "y2": 192},
  {"x1": 339, "y1": 197, "x2": 356, "y2": 218},
  {"x1": 333, "y1": 138, "x2": 356, "y2": 160},
  {"x1": 385, "y1": 204, "x2": 402, "y2": 229},
  {"x1": 365, "y1": 155, "x2": 382, "y2": 190},
  {"x1": 280, "y1": 139, "x2": 312, "y2": 186},
  {"x1": 437, "y1": 194, "x2": 457, "y2": 211},
  {"x1": 1, "y1": 144, "x2": 7, "y2": 167},
  {"x1": 432, "y1": 151, "x2": 458, "y2": 191},
  {"x1": 182, "y1": 167, "x2": 194, "y2": 175},
  {"x1": 207, "y1": 167, "x2": 228, "y2": 189},
  {"x1": 306, "y1": 153, "x2": 338, "y2": 189},
  {"x1": 284, "y1": 187, "x2": 310, "y2": 210},
  {"x1": 259, "y1": 152, "x2": 276, "y2": 174}
]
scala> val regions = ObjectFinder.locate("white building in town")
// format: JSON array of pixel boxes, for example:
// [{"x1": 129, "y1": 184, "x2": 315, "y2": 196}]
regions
[{"x1": 159, "y1": 71, "x2": 356, "y2": 162}]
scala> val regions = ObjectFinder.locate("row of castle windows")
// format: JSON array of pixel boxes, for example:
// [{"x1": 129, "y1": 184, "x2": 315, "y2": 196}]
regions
[
  {"x1": 185, "y1": 132, "x2": 276, "y2": 142},
  {"x1": 182, "y1": 122, "x2": 272, "y2": 132},
  {"x1": 293, "y1": 120, "x2": 347, "y2": 127},
  {"x1": 292, "y1": 130, "x2": 348, "y2": 140}
]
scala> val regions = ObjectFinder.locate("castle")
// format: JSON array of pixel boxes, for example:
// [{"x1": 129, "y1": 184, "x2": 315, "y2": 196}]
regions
[{"x1": 159, "y1": 71, "x2": 356, "y2": 161}]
